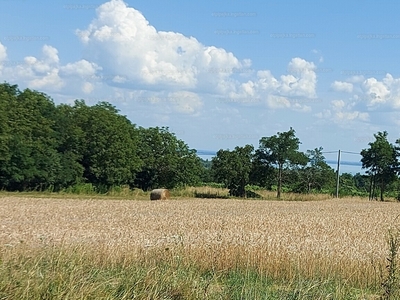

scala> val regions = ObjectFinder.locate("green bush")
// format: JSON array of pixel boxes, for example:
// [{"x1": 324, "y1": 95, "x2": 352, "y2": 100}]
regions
[{"x1": 62, "y1": 183, "x2": 96, "y2": 194}]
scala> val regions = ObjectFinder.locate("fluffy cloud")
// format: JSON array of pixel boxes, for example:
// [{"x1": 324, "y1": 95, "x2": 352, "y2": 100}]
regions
[
  {"x1": 0, "y1": 43, "x2": 6, "y2": 65},
  {"x1": 76, "y1": 0, "x2": 243, "y2": 93},
  {"x1": 332, "y1": 74, "x2": 400, "y2": 109},
  {"x1": 11, "y1": 45, "x2": 64, "y2": 91},
  {"x1": 0, "y1": 43, "x2": 102, "y2": 94},
  {"x1": 0, "y1": 0, "x2": 320, "y2": 117},
  {"x1": 168, "y1": 91, "x2": 203, "y2": 115},
  {"x1": 253, "y1": 70, "x2": 280, "y2": 92},
  {"x1": 335, "y1": 110, "x2": 369, "y2": 122},
  {"x1": 230, "y1": 58, "x2": 317, "y2": 111},
  {"x1": 315, "y1": 73, "x2": 400, "y2": 127},
  {"x1": 266, "y1": 95, "x2": 291, "y2": 109},
  {"x1": 316, "y1": 99, "x2": 369, "y2": 124},
  {"x1": 331, "y1": 99, "x2": 368, "y2": 121},
  {"x1": 60, "y1": 60, "x2": 99, "y2": 78},
  {"x1": 363, "y1": 77, "x2": 390, "y2": 105},
  {"x1": 72, "y1": 0, "x2": 319, "y2": 114},
  {"x1": 331, "y1": 81, "x2": 353, "y2": 93},
  {"x1": 280, "y1": 57, "x2": 317, "y2": 98},
  {"x1": 0, "y1": 43, "x2": 6, "y2": 76},
  {"x1": 331, "y1": 99, "x2": 346, "y2": 110}
]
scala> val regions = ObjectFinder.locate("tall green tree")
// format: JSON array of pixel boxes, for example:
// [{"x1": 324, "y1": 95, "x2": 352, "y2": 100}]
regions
[
  {"x1": 211, "y1": 145, "x2": 254, "y2": 197},
  {"x1": 0, "y1": 83, "x2": 16, "y2": 188},
  {"x1": 258, "y1": 128, "x2": 308, "y2": 198},
  {"x1": 53, "y1": 103, "x2": 86, "y2": 189},
  {"x1": 353, "y1": 172, "x2": 370, "y2": 196},
  {"x1": 301, "y1": 147, "x2": 335, "y2": 193},
  {"x1": 199, "y1": 158, "x2": 213, "y2": 183},
  {"x1": 395, "y1": 139, "x2": 400, "y2": 200},
  {"x1": 20, "y1": 89, "x2": 61, "y2": 190},
  {"x1": 361, "y1": 131, "x2": 398, "y2": 201},
  {"x1": 249, "y1": 149, "x2": 276, "y2": 189},
  {"x1": 135, "y1": 127, "x2": 202, "y2": 190},
  {"x1": 75, "y1": 101, "x2": 142, "y2": 189},
  {"x1": 0, "y1": 84, "x2": 61, "y2": 190}
]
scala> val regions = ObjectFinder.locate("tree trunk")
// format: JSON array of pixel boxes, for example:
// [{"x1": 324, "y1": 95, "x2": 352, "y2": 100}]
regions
[
  {"x1": 277, "y1": 164, "x2": 282, "y2": 199},
  {"x1": 372, "y1": 174, "x2": 377, "y2": 200},
  {"x1": 368, "y1": 174, "x2": 373, "y2": 201},
  {"x1": 241, "y1": 178, "x2": 246, "y2": 198},
  {"x1": 380, "y1": 176, "x2": 384, "y2": 201}
]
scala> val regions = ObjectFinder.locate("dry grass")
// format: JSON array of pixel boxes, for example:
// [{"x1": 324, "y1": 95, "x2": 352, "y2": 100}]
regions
[
  {"x1": 0, "y1": 195, "x2": 398, "y2": 297},
  {"x1": 172, "y1": 186, "x2": 230, "y2": 199},
  {"x1": 173, "y1": 186, "x2": 334, "y2": 201},
  {"x1": 254, "y1": 189, "x2": 334, "y2": 201}
]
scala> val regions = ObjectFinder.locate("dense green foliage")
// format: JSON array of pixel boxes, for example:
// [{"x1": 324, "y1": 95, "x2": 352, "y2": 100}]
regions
[
  {"x1": 211, "y1": 145, "x2": 254, "y2": 197},
  {"x1": 258, "y1": 128, "x2": 309, "y2": 198},
  {"x1": 135, "y1": 126, "x2": 203, "y2": 190},
  {"x1": 211, "y1": 130, "x2": 338, "y2": 198},
  {"x1": 1, "y1": 82, "x2": 400, "y2": 198},
  {"x1": 0, "y1": 83, "x2": 202, "y2": 192},
  {"x1": 361, "y1": 131, "x2": 399, "y2": 201}
]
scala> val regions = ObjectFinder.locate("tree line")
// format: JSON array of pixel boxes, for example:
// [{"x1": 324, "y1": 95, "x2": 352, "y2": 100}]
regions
[
  {"x1": 0, "y1": 83, "x2": 204, "y2": 192},
  {"x1": 210, "y1": 129, "x2": 400, "y2": 200},
  {"x1": 1, "y1": 82, "x2": 400, "y2": 200}
]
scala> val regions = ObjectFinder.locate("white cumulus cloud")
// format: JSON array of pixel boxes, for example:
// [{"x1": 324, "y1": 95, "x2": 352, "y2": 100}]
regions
[
  {"x1": 76, "y1": 0, "x2": 244, "y2": 93},
  {"x1": 316, "y1": 99, "x2": 369, "y2": 124},
  {"x1": 0, "y1": 43, "x2": 7, "y2": 64},
  {"x1": 0, "y1": 44, "x2": 103, "y2": 94},
  {"x1": 60, "y1": 60, "x2": 99, "y2": 78},
  {"x1": 15, "y1": 45, "x2": 64, "y2": 91},
  {"x1": 328, "y1": 74, "x2": 400, "y2": 112},
  {"x1": 280, "y1": 57, "x2": 317, "y2": 98},
  {"x1": 168, "y1": 91, "x2": 203, "y2": 115},
  {"x1": 266, "y1": 95, "x2": 291, "y2": 109},
  {"x1": 363, "y1": 77, "x2": 390, "y2": 105},
  {"x1": 231, "y1": 58, "x2": 317, "y2": 111},
  {"x1": 0, "y1": 0, "x2": 323, "y2": 117},
  {"x1": 331, "y1": 81, "x2": 353, "y2": 93}
]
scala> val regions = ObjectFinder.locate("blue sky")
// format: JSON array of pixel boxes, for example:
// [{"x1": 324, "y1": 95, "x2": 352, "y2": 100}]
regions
[{"x1": 1, "y1": 0, "x2": 400, "y2": 174}]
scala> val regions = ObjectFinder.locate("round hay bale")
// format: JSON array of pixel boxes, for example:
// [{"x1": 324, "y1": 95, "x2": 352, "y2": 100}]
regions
[{"x1": 150, "y1": 189, "x2": 170, "y2": 200}]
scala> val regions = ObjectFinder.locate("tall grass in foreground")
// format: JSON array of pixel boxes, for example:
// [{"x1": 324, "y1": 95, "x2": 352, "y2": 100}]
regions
[
  {"x1": 381, "y1": 227, "x2": 400, "y2": 300},
  {"x1": 0, "y1": 244, "x2": 381, "y2": 299},
  {"x1": 2, "y1": 196, "x2": 400, "y2": 299}
]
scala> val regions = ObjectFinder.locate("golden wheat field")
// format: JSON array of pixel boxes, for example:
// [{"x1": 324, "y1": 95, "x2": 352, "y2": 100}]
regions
[{"x1": 1, "y1": 196, "x2": 399, "y2": 288}]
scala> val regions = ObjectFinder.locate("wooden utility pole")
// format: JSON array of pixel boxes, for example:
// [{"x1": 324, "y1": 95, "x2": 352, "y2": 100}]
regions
[{"x1": 335, "y1": 150, "x2": 341, "y2": 198}]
